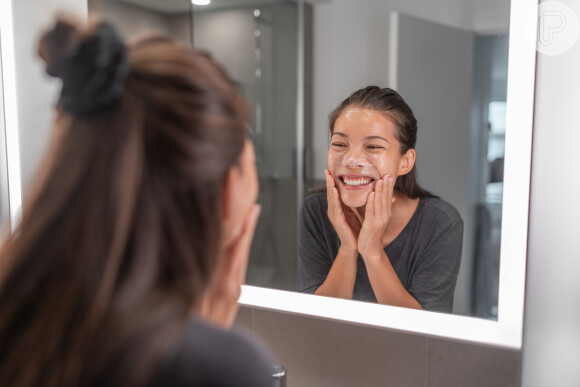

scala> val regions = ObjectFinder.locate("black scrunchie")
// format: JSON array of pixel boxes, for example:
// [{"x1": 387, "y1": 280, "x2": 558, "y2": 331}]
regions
[{"x1": 47, "y1": 23, "x2": 129, "y2": 117}]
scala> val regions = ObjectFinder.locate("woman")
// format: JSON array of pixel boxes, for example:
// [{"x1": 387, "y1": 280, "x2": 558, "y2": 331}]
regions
[
  {"x1": 298, "y1": 86, "x2": 463, "y2": 313},
  {"x1": 0, "y1": 18, "x2": 272, "y2": 386}
]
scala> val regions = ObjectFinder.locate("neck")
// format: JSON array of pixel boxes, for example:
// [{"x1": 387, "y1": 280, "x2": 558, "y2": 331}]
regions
[{"x1": 353, "y1": 191, "x2": 407, "y2": 222}]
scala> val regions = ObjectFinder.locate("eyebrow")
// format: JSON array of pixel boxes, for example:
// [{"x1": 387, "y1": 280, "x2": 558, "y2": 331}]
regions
[{"x1": 332, "y1": 132, "x2": 389, "y2": 143}]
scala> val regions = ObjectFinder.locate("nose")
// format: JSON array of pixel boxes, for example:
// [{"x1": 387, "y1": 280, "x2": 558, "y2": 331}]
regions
[{"x1": 343, "y1": 147, "x2": 367, "y2": 168}]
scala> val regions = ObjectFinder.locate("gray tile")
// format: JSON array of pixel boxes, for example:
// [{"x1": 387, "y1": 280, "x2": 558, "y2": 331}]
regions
[
  {"x1": 253, "y1": 308, "x2": 426, "y2": 387},
  {"x1": 426, "y1": 338, "x2": 522, "y2": 387}
]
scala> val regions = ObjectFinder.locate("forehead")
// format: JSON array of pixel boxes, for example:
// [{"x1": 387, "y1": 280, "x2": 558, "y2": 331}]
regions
[{"x1": 333, "y1": 107, "x2": 396, "y2": 138}]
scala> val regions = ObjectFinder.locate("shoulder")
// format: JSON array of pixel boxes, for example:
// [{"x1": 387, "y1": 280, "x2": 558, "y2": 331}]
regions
[
  {"x1": 301, "y1": 190, "x2": 328, "y2": 220},
  {"x1": 154, "y1": 319, "x2": 273, "y2": 387},
  {"x1": 303, "y1": 190, "x2": 327, "y2": 210},
  {"x1": 417, "y1": 197, "x2": 463, "y2": 232}
]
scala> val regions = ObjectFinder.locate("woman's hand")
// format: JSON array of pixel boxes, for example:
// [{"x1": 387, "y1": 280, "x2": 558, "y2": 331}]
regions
[
  {"x1": 358, "y1": 174, "x2": 395, "y2": 260},
  {"x1": 199, "y1": 204, "x2": 261, "y2": 329},
  {"x1": 326, "y1": 170, "x2": 361, "y2": 254}
]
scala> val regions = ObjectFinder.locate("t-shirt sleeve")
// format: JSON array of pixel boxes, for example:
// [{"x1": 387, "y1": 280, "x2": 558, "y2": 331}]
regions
[
  {"x1": 297, "y1": 194, "x2": 333, "y2": 294},
  {"x1": 407, "y1": 211, "x2": 463, "y2": 313}
]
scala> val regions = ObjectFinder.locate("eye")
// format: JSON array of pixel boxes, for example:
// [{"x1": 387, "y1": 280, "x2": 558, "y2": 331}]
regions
[
  {"x1": 331, "y1": 142, "x2": 347, "y2": 148},
  {"x1": 367, "y1": 145, "x2": 384, "y2": 150}
]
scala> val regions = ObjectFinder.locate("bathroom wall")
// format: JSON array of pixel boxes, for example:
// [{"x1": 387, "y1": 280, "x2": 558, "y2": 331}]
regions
[
  {"x1": 10, "y1": 0, "x2": 191, "y2": 194},
  {"x1": 235, "y1": 306, "x2": 522, "y2": 386},
  {"x1": 309, "y1": 0, "x2": 510, "y2": 181},
  {"x1": 9, "y1": 0, "x2": 87, "y2": 192},
  {"x1": 88, "y1": 0, "x2": 191, "y2": 45},
  {"x1": 393, "y1": 12, "x2": 476, "y2": 316},
  {"x1": 88, "y1": 0, "x2": 171, "y2": 39}
]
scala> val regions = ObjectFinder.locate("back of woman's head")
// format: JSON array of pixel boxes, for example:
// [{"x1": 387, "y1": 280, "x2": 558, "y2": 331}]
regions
[
  {"x1": 0, "y1": 17, "x2": 248, "y2": 387},
  {"x1": 328, "y1": 86, "x2": 435, "y2": 199}
]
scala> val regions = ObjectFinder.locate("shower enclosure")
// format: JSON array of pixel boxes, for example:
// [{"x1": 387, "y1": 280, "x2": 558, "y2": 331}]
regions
[{"x1": 191, "y1": 1, "x2": 304, "y2": 291}]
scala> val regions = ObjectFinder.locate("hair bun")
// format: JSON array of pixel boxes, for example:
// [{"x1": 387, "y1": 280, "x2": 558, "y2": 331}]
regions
[{"x1": 39, "y1": 18, "x2": 130, "y2": 116}]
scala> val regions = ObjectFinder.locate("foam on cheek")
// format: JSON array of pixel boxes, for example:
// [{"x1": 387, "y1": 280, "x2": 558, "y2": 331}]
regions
[{"x1": 367, "y1": 152, "x2": 390, "y2": 177}]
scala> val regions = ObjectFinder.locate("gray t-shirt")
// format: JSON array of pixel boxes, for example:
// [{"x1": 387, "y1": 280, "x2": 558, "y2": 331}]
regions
[{"x1": 298, "y1": 191, "x2": 463, "y2": 313}]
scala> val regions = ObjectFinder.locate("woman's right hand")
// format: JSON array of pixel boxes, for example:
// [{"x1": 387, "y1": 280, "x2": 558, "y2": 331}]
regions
[{"x1": 326, "y1": 170, "x2": 361, "y2": 254}]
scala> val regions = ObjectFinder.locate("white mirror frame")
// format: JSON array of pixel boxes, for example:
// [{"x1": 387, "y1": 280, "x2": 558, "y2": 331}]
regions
[{"x1": 239, "y1": 0, "x2": 538, "y2": 350}]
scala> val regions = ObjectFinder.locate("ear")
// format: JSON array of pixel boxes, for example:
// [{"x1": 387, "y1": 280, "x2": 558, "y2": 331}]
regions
[{"x1": 397, "y1": 149, "x2": 416, "y2": 176}]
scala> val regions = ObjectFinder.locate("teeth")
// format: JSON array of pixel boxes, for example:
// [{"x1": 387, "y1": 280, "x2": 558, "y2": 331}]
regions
[{"x1": 343, "y1": 177, "x2": 371, "y2": 186}]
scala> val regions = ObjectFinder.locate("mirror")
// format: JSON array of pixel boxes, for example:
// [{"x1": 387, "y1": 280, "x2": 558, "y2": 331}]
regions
[
  {"x1": 181, "y1": 0, "x2": 515, "y2": 318},
  {"x1": 36, "y1": 0, "x2": 534, "y2": 347},
  {"x1": 238, "y1": 0, "x2": 535, "y2": 349}
]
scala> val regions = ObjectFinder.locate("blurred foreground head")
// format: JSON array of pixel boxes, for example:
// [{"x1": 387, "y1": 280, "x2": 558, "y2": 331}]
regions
[{"x1": 0, "y1": 16, "x2": 251, "y2": 387}]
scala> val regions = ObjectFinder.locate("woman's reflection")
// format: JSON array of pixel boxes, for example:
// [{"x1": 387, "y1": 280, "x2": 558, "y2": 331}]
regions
[{"x1": 298, "y1": 86, "x2": 463, "y2": 313}]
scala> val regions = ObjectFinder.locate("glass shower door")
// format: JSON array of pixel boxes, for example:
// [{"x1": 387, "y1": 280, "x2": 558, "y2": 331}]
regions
[{"x1": 191, "y1": 1, "x2": 299, "y2": 291}]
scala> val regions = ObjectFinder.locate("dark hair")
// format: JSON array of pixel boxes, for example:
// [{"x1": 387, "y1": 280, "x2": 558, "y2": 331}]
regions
[
  {"x1": 0, "y1": 18, "x2": 248, "y2": 387},
  {"x1": 328, "y1": 86, "x2": 435, "y2": 199}
]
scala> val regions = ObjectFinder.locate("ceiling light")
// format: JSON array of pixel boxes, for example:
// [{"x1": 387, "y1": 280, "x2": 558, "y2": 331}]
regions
[{"x1": 191, "y1": 0, "x2": 211, "y2": 5}]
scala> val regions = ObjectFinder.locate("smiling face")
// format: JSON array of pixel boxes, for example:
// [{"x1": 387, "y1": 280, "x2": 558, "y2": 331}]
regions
[{"x1": 328, "y1": 107, "x2": 415, "y2": 209}]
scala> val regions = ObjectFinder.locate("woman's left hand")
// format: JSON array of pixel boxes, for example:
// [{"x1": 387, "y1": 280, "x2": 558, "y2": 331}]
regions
[{"x1": 357, "y1": 174, "x2": 395, "y2": 259}]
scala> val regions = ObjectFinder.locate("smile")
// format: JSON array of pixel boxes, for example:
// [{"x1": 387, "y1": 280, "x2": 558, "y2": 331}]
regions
[{"x1": 339, "y1": 175, "x2": 374, "y2": 189}]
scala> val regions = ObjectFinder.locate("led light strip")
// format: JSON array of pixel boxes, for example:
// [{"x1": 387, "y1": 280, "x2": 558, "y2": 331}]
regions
[{"x1": 0, "y1": 0, "x2": 23, "y2": 230}]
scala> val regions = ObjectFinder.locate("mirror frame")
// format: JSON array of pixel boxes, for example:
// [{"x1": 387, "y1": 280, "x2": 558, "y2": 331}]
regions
[{"x1": 239, "y1": 0, "x2": 538, "y2": 350}]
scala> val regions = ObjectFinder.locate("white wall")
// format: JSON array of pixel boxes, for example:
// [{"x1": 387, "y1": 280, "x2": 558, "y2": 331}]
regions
[
  {"x1": 88, "y1": 0, "x2": 172, "y2": 40},
  {"x1": 9, "y1": 0, "x2": 188, "y2": 201},
  {"x1": 394, "y1": 13, "x2": 475, "y2": 315},
  {"x1": 11, "y1": 0, "x2": 87, "y2": 192},
  {"x1": 522, "y1": 0, "x2": 580, "y2": 384},
  {"x1": 88, "y1": 1, "x2": 192, "y2": 47},
  {"x1": 168, "y1": 13, "x2": 192, "y2": 46},
  {"x1": 310, "y1": 0, "x2": 510, "y2": 180}
]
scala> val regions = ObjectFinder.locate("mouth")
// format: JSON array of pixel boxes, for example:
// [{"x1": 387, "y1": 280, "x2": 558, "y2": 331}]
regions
[{"x1": 338, "y1": 175, "x2": 375, "y2": 190}]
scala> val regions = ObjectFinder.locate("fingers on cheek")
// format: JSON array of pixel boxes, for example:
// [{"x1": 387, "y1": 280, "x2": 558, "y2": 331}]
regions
[
  {"x1": 376, "y1": 180, "x2": 383, "y2": 211},
  {"x1": 367, "y1": 192, "x2": 375, "y2": 216},
  {"x1": 383, "y1": 178, "x2": 389, "y2": 205}
]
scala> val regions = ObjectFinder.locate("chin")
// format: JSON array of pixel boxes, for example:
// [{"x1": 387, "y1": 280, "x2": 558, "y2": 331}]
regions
[{"x1": 339, "y1": 190, "x2": 369, "y2": 209}]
